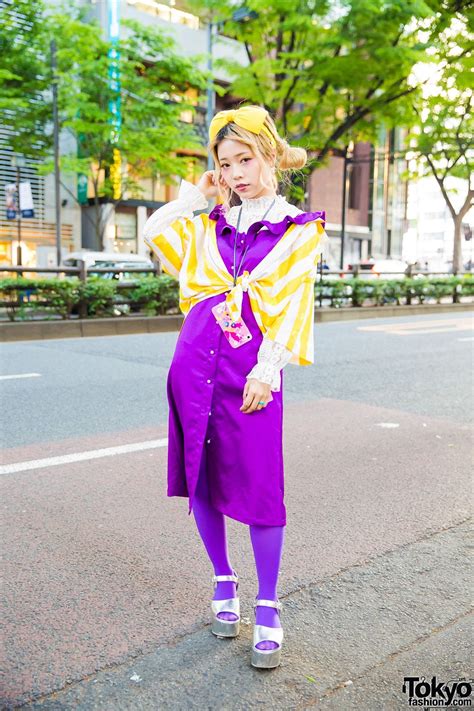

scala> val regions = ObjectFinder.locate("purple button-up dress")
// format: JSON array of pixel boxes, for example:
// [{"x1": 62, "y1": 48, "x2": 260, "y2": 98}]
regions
[{"x1": 166, "y1": 204, "x2": 323, "y2": 526}]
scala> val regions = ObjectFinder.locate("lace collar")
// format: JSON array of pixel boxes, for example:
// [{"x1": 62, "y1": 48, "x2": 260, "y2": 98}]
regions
[{"x1": 239, "y1": 193, "x2": 289, "y2": 211}]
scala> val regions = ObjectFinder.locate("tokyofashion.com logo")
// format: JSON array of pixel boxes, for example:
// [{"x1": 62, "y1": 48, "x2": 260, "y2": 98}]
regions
[{"x1": 403, "y1": 676, "x2": 473, "y2": 706}]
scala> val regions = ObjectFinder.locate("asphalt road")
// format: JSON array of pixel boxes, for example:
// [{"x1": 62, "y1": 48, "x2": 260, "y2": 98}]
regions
[{"x1": 1, "y1": 310, "x2": 472, "y2": 709}]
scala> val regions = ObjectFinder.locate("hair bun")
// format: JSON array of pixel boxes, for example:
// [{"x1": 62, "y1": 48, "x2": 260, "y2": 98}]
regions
[{"x1": 278, "y1": 141, "x2": 307, "y2": 170}]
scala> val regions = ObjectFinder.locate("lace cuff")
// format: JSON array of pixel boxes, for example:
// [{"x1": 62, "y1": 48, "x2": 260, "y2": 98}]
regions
[
  {"x1": 143, "y1": 179, "x2": 208, "y2": 244},
  {"x1": 246, "y1": 338, "x2": 293, "y2": 392}
]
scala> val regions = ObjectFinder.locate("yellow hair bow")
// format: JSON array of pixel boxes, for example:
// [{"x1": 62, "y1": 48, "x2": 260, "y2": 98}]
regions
[{"x1": 209, "y1": 106, "x2": 277, "y2": 148}]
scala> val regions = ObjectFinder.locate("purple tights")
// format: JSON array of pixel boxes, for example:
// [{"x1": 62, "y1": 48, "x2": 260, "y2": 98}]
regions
[{"x1": 193, "y1": 463, "x2": 284, "y2": 651}]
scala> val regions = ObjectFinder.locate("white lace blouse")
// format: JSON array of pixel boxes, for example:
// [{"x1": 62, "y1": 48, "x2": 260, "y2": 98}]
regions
[{"x1": 142, "y1": 179, "x2": 301, "y2": 392}]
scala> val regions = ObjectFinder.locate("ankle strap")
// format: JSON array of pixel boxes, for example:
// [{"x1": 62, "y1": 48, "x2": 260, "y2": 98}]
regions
[
  {"x1": 253, "y1": 598, "x2": 282, "y2": 611},
  {"x1": 212, "y1": 571, "x2": 239, "y2": 585}
]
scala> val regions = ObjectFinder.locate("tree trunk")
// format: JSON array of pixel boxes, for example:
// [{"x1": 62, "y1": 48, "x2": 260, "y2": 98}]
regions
[{"x1": 452, "y1": 214, "x2": 464, "y2": 273}]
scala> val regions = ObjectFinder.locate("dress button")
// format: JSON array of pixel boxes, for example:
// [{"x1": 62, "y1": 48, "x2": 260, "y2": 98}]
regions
[
  {"x1": 206, "y1": 438, "x2": 211, "y2": 444},
  {"x1": 207, "y1": 379, "x2": 211, "y2": 384},
  {"x1": 209, "y1": 411, "x2": 212, "y2": 416},
  {"x1": 210, "y1": 350, "x2": 215, "y2": 354}
]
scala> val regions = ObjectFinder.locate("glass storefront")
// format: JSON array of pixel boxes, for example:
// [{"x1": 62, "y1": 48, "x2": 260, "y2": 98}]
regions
[{"x1": 114, "y1": 211, "x2": 137, "y2": 253}]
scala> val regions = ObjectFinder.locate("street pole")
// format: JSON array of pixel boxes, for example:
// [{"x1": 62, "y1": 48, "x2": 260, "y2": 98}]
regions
[
  {"x1": 339, "y1": 146, "x2": 349, "y2": 270},
  {"x1": 206, "y1": 20, "x2": 215, "y2": 171},
  {"x1": 15, "y1": 165, "x2": 22, "y2": 267},
  {"x1": 51, "y1": 40, "x2": 62, "y2": 266},
  {"x1": 10, "y1": 155, "x2": 25, "y2": 267}
]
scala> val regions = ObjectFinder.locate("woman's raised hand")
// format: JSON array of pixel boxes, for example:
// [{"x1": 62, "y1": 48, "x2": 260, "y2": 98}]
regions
[{"x1": 197, "y1": 170, "x2": 226, "y2": 199}]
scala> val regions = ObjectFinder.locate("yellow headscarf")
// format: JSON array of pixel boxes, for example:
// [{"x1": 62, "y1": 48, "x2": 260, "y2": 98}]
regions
[{"x1": 208, "y1": 106, "x2": 277, "y2": 148}]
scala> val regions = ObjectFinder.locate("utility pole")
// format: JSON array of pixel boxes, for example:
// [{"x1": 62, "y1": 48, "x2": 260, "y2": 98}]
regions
[
  {"x1": 206, "y1": 21, "x2": 215, "y2": 171},
  {"x1": 340, "y1": 146, "x2": 349, "y2": 270},
  {"x1": 51, "y1": 40, "x2": 62, "y2": 266},
  {"x1": 10, "y1": 155, "x2": 25, "y2": 266}
]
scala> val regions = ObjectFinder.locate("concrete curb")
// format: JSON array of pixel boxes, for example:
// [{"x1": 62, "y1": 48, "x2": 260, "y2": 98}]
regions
[{"x1": 0, "y1": 302, "x2": 472, "y2": 342}]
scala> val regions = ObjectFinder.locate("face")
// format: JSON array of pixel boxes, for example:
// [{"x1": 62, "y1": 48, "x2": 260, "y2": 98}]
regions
[{"x1": 216, "y1": 138, "x2": 275, "y2": 199}]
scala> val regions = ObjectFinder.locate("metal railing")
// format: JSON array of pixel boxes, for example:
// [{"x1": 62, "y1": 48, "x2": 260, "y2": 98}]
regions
[
  {"x1": 0, "y1": 264, "x2": 159, "y2": 278},
  {"x1": 0, "y1": 262, "x2": 160, "y2": 320},
  {"x1": 315, "y1": 265, "x2": 468, "y2": 308},
  {"x1": 0, "y1": 263, "x2": 471, "y2": 319}
]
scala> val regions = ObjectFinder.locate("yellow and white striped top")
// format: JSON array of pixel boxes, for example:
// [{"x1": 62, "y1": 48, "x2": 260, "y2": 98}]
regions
[{"x1": 144, "y1": 207, "x2": 328, "y2": 367}]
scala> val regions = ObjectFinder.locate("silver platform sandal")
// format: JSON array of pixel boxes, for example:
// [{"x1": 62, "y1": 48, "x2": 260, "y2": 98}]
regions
[
  {"x1": 251, "y1": 599, "x2": 284, "y2": 669},
  {"x1": 210, "y1": 570, "x2": 240, "y2": 638}
]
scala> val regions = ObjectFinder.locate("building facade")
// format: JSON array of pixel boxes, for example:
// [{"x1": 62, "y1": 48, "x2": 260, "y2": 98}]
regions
[
  {"x1": 403, "y1": 175, "x2": 473, "y2": 271},
  {"x1": 309, "y1": 127, "x2": 408, "y2": 269}
]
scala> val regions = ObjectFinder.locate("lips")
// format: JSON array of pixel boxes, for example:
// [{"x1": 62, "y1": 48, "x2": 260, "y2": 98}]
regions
[{"x1": 235, "y1": 184, "x2": 249, "y2": 190}]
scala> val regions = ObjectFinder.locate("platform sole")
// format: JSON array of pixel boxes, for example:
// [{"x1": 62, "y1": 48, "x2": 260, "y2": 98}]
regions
[
  {"x1": 251, "y1": 646, "x2": 282, "y2": 668},
  {"x1": 211, "y1": 618, "x2": 240, "y2": 638}
]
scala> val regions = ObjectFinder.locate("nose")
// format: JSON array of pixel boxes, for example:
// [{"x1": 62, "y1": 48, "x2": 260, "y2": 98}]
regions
[{"x1": 232, "y1": 165, "x2": 243, "y2": 180}]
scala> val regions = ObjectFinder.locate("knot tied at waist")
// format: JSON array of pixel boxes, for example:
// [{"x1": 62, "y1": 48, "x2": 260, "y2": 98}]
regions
[{"x1": 224, "y1": 270, "x2": 252, "y2": 321}]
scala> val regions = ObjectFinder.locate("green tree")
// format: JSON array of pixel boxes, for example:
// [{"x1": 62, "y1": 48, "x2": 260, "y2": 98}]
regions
[
  {"x1": 407, "y1": 18, "x2": 472, "y2": 272},
  {"x1": 188, "y1": 0, "x2": 469, "y2": 202},
  {"x1": 0, "y1": 0, "x2": 52, "y2": 156},
  {"x1": 0, "y1": 1, "x2": 208, "y2": 244}
]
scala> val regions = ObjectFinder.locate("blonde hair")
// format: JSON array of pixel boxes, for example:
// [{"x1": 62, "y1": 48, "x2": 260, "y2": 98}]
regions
[{"x1": 208, "y1": 105, "x2": 307, "y2": 208}]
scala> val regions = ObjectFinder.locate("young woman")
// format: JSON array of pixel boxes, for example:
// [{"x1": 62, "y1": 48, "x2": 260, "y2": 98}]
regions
[{"x1": 143, "y1": 105, "x2": 327, "y2": 669}]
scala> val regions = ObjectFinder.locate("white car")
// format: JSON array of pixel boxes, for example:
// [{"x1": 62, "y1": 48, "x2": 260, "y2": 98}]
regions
[
  {"x1": 347, "y1": 259, "x2": 409, "y2": 280},
  {"x1": 61, "y1": 251, "x2": 154, "y2": 272}
]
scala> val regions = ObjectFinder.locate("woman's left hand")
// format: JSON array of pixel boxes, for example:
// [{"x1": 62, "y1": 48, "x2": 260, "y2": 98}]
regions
[{"x1": 240, "y1": 379, "x2": 273, "y2": 414}]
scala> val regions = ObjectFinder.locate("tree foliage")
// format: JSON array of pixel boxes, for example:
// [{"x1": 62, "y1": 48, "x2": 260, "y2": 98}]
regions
[
  {"x1": 188, "y1": 0, "x2": 470, "y2": 202},
  {"x1": 0, "y1": 0, "x2": 208, "y2": 239},
  {"x1": 406, "y1": 13, "x2": 473, "y2": 271}
]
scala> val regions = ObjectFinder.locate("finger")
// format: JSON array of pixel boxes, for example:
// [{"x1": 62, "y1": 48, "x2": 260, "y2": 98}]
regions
[
  {"x1": 241, "y1": 390, "x2": 254, "y2": 410},
  {"x1": 256, "y1": 394, "x2": 271, "y2": 411},
  {"x1": 240, "y1": 389, "x2": 256, "y2": 412},
  {"x1": 243, "y1": 392, "x2": 260, "y2": 413}
]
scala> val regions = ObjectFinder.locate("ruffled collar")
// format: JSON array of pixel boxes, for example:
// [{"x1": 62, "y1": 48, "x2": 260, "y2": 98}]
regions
[
  {"x1": 239, "y1": 193, "x2": 289, "y2": 211},
  {"x1": 209, "y1": 202, "x2": 326, "y2": 240}
]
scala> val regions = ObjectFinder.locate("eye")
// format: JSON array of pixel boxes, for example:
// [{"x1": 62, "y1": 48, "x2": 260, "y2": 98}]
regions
[
  {"x1": 220, "y1": 163, "x2": 229, "y2": 169},
  {"x1": 241, "y1": 157, "x2": 251, "y2": 163}
]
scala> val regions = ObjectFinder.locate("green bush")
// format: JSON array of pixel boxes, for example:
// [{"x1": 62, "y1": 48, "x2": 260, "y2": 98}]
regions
[
  {"x1": 128, "y1": 274, "x2": 180, "y2": 315},
  {"x1": 459, "y1": 273, "x2": 474, "y2": 296},
  {"x1": 0, "y1": 277, "x2": 81, "y2": 321},
  {"x1": 0, "y1": 273, "x2": 472, "y2": 321},
  {"x1": 315, "y1": 279, "x2": 349, "y2": 307},
  {"x1": 79, "y1": 277, "x2": 117, "y2": 317},
  {"x1": 315, "y1": 275, "x2": 472, "y2": 307}
]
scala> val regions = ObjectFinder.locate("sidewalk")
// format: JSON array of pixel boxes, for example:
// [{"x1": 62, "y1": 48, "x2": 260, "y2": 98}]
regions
[{"x1": 20, "y1": 520, "x2": 472, "y2": 710}]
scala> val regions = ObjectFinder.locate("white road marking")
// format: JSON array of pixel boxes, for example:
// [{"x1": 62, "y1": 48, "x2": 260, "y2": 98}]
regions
[
  {"x1": 458, "y1": 336, "x2": 474, "y2": 342},
  {"x1": 358, "y1": 317, "x2": 473, "y2": 336},
  {"x1": 375, "y1": 422, "x2": 400, "y2": 428},
  {"x1": 0, "y1": 373, "x2": 42, "y2": 381},
  {"x1": 0, "y1": 438, "x2": 168, "y2": 475}
]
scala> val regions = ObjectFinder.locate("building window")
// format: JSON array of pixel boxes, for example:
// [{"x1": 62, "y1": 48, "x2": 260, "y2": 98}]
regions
[
  {"x1": 114, "y1": 211, "x2": 137, "y2": 253},
  {"x1": 127, "y1": 0, "x2": 200, "y2": 29},
  {"x1": 348, "y1": 164, "x2": 360, "y2": 209}
]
